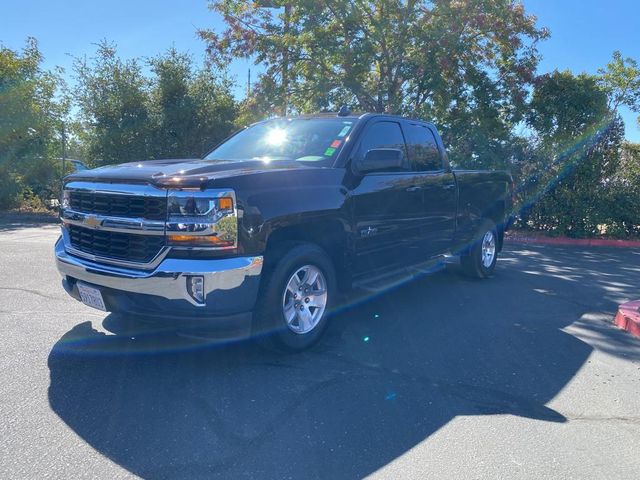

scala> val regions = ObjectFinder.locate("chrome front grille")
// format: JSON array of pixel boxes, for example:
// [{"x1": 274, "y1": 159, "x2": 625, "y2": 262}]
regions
[{"x1": 62, "y1": 182, "x2": 168, "y2": 267}]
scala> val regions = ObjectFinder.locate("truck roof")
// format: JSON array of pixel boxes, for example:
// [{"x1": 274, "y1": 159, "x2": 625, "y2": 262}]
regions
[
  {"x1": 270, "y1": 112, "x2": 433, "y2": 126},
  {"x1": 273, "y1": 112, "x2": 365, "y2": 121}
]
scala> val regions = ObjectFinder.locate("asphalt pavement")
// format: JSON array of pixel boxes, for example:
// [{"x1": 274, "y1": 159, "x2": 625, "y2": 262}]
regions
[{"x1": 1, "y1": 224, "x2": 640, "y2": 479}]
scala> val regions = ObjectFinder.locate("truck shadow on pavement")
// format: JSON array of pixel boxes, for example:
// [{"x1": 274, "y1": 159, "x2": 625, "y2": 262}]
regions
[{"x1": 47, "y1": 246, "x2": 640, "y2": 479}]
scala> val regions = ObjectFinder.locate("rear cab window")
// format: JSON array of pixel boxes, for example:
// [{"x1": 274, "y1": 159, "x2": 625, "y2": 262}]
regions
[{"x1": 404, "y1": 123, "x2": 443, "y2": 172}]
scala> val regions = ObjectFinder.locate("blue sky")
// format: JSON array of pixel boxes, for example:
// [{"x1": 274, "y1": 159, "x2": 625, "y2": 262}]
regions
[{"x1": 2, "y1": 0, "x2": 639, "y2": 141}]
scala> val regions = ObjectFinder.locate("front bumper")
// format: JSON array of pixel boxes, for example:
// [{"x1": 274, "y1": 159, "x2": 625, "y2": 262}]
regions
[{"x1": 55, "y1": 236, "x2": 263, "y2": 334}]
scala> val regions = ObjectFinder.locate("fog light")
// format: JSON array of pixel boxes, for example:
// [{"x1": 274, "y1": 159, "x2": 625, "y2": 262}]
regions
[{"x1": 187, "y1": 276, "x2": 205, "y2": 304}]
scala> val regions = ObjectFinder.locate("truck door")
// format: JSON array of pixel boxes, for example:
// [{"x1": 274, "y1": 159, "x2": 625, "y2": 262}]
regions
[
  {"x1": 402, "y1": 122, "x2": 457, "y2": 257},
  {"x1": 349, "y1": 120, "x2": 426, "y2": 275}
]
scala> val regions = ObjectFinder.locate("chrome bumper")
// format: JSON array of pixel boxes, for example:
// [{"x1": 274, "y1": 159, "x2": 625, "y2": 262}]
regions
[{"x1": 55, "y1": 236, "x2": 263, "y2": 317}]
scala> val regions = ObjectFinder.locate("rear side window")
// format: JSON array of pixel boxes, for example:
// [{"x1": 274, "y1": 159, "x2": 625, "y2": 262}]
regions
[
  {"x1": 357, "y1": 121, "x2": 409, "y2": 170},
  {"x1": 405, "y1": 124, "x2": 442, "y2": 171}
]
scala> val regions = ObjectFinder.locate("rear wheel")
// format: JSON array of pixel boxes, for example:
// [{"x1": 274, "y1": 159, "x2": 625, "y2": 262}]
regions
[
  {"x1": 460, "y1": 219, "x2": 498, "y2": 278},
  {"x1": 254, "y1": 243, "x2": 336, "y2": 351}
]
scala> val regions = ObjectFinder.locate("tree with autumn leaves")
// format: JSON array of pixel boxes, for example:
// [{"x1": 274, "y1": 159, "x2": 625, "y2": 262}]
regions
[
  {"x1": 200, "y1": 0, "x2": 640, "y2": 237},
  {"x1": 200, "y1": 0, "x2": 548, "y2": 168}
]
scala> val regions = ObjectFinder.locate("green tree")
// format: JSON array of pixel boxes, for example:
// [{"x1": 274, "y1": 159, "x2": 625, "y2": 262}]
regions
[
  {"x1": 188, "y1": 69, "x2": 238, "y2": 155},
  {"x1": 74, "y1": 44, "x2": 237, "y2": 164},
  {"x1": 200, "y1": 0, "x2": 548, "y2": 168},
  {"x1": 148, "y1": 48, "x2": 194, "y2": 158},
  {"x1": 0, "y1": 38, "x2": 66, "y2": 208},
  {"x1": 598, "y1": 51, "x2": 640, "y2": 124},
  {"x1": 602, "y1": 142, "x2": 640, "y2": 238},
  {"x1": 527, "y1": 71, "x2": 609, "y2": 145},
  {"x1": 522, "y1": 71, "x2": 624, "y2": 237},
  {"x1": 74, "y1": 41, "x2": 152, "y2": 165},
  {"x1": 148, "y1": 48, "x2": 237, "y2": 158}
]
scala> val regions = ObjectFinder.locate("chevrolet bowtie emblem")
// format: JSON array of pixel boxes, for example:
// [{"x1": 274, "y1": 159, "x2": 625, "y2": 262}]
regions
[
  {"x1": 360, "y1": 226, "x2": 378, "y2": 237},
  {"x1": 83, "y1": 215, "x2": 101, "y2": 228}
]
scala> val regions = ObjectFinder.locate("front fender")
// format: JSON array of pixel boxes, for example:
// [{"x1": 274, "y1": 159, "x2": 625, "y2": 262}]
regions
[{"x1": 216, "y1": 168, "x2": 350, "y2": 255}]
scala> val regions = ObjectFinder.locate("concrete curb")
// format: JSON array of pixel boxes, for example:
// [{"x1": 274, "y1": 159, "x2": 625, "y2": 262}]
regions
[
  {"x1": 505, "y1": 234, "x2": 640, "y2": 248},
  {"x1": 614, "y1": 301, "x2": 640, "y2": 338}
]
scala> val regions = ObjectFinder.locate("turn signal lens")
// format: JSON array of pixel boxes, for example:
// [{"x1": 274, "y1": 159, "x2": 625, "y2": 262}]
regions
[
  {"x1": 218, "y1": 197, "x2": 233, "y2": 210},
  {"x1": 167, "y1": 234, "x2": 234, "y2": 247}
]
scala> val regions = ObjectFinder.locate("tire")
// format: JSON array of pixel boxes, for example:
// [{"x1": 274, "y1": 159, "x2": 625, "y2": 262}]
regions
[
  {"x1": 254, "y1": 243, "x2": 336, "y2": 351},
  {"x1": 460, "y1": 219, "x2": 498, "y2": 278}
]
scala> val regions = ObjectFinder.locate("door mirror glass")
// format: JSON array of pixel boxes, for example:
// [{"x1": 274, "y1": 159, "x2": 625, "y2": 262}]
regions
[{"x1": 357, "y1": 148, "x2": 405, "y2": 173}]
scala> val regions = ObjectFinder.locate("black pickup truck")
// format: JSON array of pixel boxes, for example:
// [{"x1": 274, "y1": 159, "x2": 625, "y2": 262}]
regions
[{"x1": 55, "y1": 112, "x2": 513, "y2": 350}]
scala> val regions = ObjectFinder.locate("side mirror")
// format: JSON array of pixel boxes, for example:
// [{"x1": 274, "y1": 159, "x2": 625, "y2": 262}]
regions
[{"x1": 356, "y1": 148, "x2": 404, "y2": 174}]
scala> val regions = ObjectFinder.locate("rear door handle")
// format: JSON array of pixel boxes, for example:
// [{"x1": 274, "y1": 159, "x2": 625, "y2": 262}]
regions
[
  {"x1": 443, "y1": 184, "x2": 456, "y2": 190},
  {"x1": 405, "y1": 186, "x2": 421, "y2": 192}
]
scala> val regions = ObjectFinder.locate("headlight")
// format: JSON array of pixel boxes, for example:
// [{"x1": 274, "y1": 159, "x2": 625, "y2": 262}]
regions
[
  {"x1": 166, "y1": 191, "x2": 237, "y2": 249},
  {"x1": 167, "y1": 195, "x2": 233, "y2": 223}
]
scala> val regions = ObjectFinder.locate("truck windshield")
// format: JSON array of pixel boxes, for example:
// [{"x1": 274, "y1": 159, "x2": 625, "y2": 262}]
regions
[{"x1": 204, "y1": 118, "x2": 355, "y2": 166}]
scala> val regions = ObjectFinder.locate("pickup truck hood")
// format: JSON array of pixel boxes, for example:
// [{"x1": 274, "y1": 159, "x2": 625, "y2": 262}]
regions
[{"x1": 66, "y1": 158, "x2": 320, "y2": 188}]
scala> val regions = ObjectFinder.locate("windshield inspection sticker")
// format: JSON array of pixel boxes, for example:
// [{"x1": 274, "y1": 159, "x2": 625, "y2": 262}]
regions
[
  {"x1": 338, "y1": 125, "x2": 351, "y2": 137},
  {"x1": 330, "y1": 139, "x2": 342, "y2": 148},
  {"x1": 324, "y1": 147, "x2": 337, "y2": 156}
]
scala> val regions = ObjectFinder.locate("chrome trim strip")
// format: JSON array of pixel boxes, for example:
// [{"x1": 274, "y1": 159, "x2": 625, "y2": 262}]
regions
[
  {"x1": 64, "y1": 181, "x2": 168, "y2": 197},
  {"x1": 61, "y1": 209, "x2": 166, "y2": 235},
  {"x1": 61, "y1": 226, "x2": 169, "y2": 270}
]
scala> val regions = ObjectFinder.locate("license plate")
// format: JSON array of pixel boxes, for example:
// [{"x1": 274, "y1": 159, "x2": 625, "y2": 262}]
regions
[{"x1": 77, "y1": 282, "x2": 107, "y2": 312}]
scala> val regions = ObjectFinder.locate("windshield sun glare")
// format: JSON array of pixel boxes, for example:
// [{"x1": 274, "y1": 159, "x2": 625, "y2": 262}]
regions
[{"x1": 205, "y1": 118, "x2": 354, "y2": 166}]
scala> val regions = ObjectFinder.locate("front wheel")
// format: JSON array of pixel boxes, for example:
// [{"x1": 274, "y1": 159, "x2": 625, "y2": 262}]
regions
[
  {"x1": 460, "y1": 220, "x2": 498, "y2": 278},
  {"x1": 254, "y1": 243, "x2": 336, "y2": 351}
]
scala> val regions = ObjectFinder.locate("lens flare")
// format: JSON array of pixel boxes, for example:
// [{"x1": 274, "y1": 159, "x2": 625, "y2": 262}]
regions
[
  {"x1": 514, "y1": 116, "x2": 616, "y2": 227},
  {"x1": 265, "y1": 127, "x2": 288, "y2": 146}
]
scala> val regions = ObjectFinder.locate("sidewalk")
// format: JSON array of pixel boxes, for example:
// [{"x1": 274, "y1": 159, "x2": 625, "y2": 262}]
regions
[{"x1": 505, "y1": 232, "x2": 640, "y2": 248}]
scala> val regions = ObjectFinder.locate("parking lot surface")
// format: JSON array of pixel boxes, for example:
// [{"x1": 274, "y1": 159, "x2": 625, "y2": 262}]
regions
[{"x1": 1, "y1": 224, "x2": 640, "y2": 479}]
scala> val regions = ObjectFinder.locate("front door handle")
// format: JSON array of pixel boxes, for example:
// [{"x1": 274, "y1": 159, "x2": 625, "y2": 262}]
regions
[
  {"x1": 405, "y1": 186, "x2": 421, "y2": 192},
  {"x1": 443, "y1": 184, "x2": 456, "y2": 190}
]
